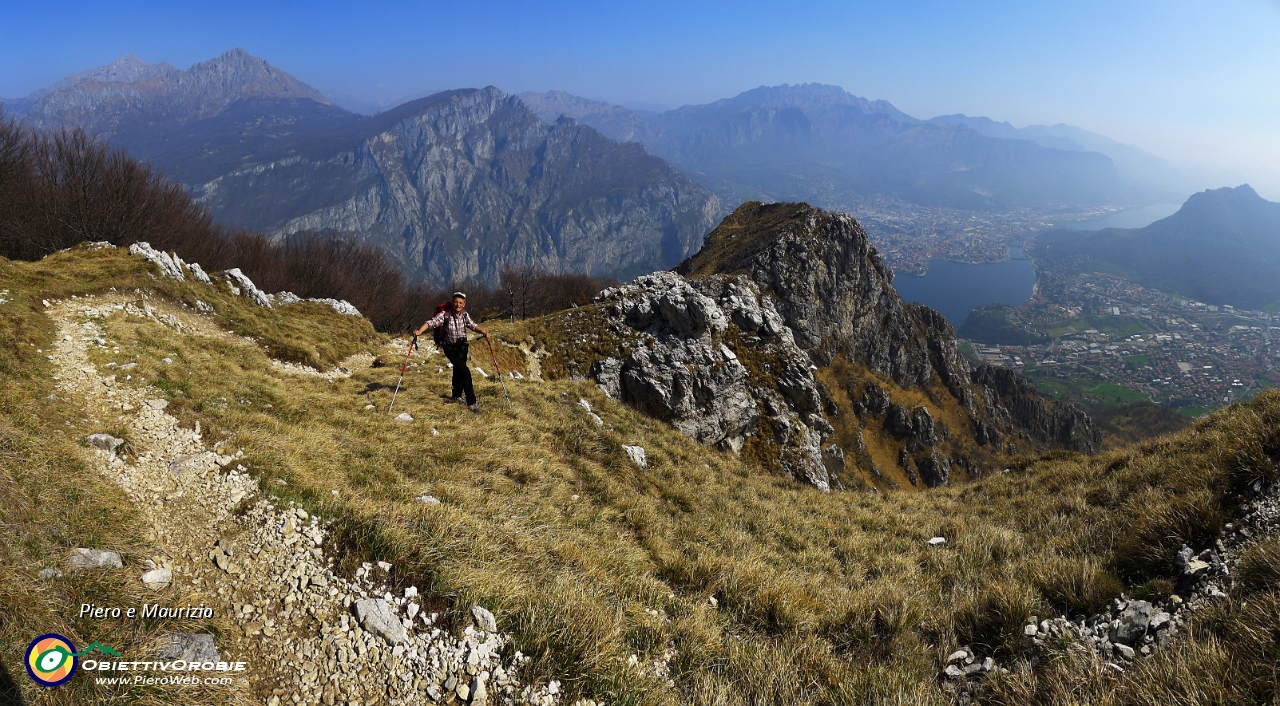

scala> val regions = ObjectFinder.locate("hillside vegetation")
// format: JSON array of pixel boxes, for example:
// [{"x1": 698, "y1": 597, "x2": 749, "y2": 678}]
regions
[{"x1": 3, "y1": 245, "x2": 1278, "y2": 704}]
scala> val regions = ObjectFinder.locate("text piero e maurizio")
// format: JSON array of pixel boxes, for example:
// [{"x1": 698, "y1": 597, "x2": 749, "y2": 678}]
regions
[{"x1": 79, "y1": 602, "x2": 216, "y2": 620}]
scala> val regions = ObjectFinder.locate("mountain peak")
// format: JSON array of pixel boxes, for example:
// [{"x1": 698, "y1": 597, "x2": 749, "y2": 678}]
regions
[
  {"x1": 19, "y1": 48, "x2": 335, "y2": 134},
  {"x1": 185, "y1": 48, "x2": 330, "y2": 105},
  {"x1": 1181, "y1": 183, "x2": 1266, "y2": 213},
  {"x1": 38, "y1": 54, "x2": 177, "y2": 98}
]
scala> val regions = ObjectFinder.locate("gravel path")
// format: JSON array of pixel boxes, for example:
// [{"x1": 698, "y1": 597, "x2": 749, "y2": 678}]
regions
[{"x1": 48, "y1": 294, "x2": 566, "y2": 706}]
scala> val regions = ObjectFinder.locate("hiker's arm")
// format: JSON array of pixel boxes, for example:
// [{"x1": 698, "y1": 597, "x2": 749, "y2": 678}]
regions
[
  {"x1": 466, "y1": 315, "x2": 492, "y2": 341},
  {"x1": 412, "y1": 312, "x2": 446, "y2": 337}
]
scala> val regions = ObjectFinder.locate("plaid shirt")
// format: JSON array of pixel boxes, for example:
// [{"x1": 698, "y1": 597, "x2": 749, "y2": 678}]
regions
[{"x1": 426, "y1": 309, "x2": 479, "y2": 344}]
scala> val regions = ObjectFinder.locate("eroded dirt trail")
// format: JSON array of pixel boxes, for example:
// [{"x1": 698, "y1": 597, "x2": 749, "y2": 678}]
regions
[{"x1": 48, "y1": 294, "x2": 559, "y2": 706}]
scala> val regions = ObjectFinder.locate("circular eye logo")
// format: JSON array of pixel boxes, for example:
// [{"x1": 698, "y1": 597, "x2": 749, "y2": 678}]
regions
[{"x1": 25, "y1": 634, "x2": 78, "y2": 687}]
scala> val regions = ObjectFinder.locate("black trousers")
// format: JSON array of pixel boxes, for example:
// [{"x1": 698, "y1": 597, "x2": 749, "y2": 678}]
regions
[{"x1": 441, "y1": 342, "x2": 475, "y2": 405}]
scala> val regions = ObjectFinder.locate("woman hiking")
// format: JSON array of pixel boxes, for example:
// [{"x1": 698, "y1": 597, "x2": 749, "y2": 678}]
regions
[{"x1": 413, "y1": 292, "x2": 491, "y2": 412}]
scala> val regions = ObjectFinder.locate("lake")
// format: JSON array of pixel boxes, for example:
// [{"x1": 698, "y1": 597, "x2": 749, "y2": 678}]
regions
[
  {"x1": 893, "y1": 241, "x2": 1037, "y2": 326},
  {"x1": 1063, "y1": 202, "x2": 1182, "y2": 230}
]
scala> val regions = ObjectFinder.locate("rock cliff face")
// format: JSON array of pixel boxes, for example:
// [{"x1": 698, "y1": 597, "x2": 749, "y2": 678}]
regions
[
  {"x1": 584, "y1": 271, "x2": 834, "y2": 488},
  {"x1": 531, "y1": 201, "x2": 1098, "y2": 491},
  {"x1": 192, "y1": 88, "x2": 721, "y2": 284}
]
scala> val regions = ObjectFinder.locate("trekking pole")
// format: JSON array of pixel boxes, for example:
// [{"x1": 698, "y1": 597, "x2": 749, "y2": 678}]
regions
[
  {"x1": 487, "y1": 339, "x2": 513, "y2": 409},
  {"x1": 388, "y1": 335, "x2": 417, "y2": 412}
]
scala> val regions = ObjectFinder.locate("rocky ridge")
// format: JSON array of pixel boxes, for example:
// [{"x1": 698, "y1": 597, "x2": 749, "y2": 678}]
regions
[
  {"x1": 533, "y1": 202, "x2": 1097, "y2": 491},
  {"x1": 21, "y1": 48, "x2": 331, "y2": 135},
  {"x1": 46, "y1": 292, "x2": 569, "y2": 705},
  {"x1": 127, "y1": 240, "x2": 361, "y2": 316}
]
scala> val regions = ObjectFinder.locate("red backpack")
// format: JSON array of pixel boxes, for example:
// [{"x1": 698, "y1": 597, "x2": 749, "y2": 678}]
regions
[{"x1": 431, "y1": 302, "x2": 450, "y2": 346}]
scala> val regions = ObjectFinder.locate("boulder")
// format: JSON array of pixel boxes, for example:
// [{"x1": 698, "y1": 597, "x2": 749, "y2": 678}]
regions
[
  {"x1": 622, "y1": 445, "x2": 647, "y2": 468},
  {"x1": 354, "y1": 598, "x2": 408, "y2": 644},
  {"x1": 85, "y1": 433, "x2": 124, "y2": 460},
  {"x1": 587, "y1": 271, "x2": 831, "y2": 488},
  {"x1": 471, "y1": 605, "x2": 497, "y2": 633},
  {"x1": 67, "y1": 548, "x2": 122, "y2": 571},
  {"x1": 141, "y1": 568, "x2": 172, "y2": 590},
  {"x1": 1110, "y1": 600, "x2": 1153, "y2": 645},
  {"x1": 187, "y1": 262, "x2": 211, "y2": 284}
]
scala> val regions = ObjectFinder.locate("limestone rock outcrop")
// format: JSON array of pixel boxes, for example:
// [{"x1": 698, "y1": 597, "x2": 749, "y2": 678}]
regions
[
  {"x1": 537, "y1": 201, "x2": 1098, "y2": 491},
  {"x1": 587, "y1": 271, "x2": 833, "y2": 488}
]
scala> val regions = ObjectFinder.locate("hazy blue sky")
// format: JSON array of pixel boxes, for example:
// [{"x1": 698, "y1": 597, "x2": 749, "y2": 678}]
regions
[{"x1": 3, "y1": 0, "x2": 1278, "y2": 181}]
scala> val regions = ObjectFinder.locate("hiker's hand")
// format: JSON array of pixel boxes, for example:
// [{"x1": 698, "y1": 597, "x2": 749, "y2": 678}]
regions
[{"x1": 484, "y1": 331, "x2": 492, "y2": 342}]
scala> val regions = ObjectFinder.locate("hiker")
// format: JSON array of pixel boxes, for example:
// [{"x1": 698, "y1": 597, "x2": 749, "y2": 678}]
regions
[{"x1": 413, "y1": 292, "x2": 491, "y2": 411}]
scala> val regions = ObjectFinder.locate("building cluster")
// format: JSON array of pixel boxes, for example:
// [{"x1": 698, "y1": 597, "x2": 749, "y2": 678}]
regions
[
  {"x1": 980, "y1": 271, "x2": 1276, "y2": 412},
  {"x1": 844, "y1": 199, "x2": 1274, "y2": 415},
  {"x1": 845, "y1": 197, "x2": 1086, "y2": 275}
]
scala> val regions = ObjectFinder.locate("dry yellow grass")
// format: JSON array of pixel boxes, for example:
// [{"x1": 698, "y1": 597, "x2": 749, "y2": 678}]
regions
[{"x1": 3, "y1": 247, "x2": 1279, "y2": 705}]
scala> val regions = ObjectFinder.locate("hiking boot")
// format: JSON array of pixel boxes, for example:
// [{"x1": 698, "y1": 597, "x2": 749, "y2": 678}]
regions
[{"x1": 468, "y1": 403, "x2": 480, "y2": 413}]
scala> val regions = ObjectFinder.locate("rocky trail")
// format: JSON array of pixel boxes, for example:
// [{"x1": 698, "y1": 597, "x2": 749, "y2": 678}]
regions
[{"x1": 45, "y1": 293, "x2": 567, "y2": 706}]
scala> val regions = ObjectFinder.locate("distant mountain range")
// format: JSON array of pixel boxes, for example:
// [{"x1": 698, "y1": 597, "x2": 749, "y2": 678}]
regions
[
  {"x1": 518, "y1": 84, "x2": 1188, "y2": 210},
  {"x1": 5, "y1": 52, "x2": 1207, "y2": 283},
  {"x1": 1035, "y1": 185, "x2": 1280, "y2": 310},
  {"x1": 4, "y1": 50, "x2": 719, "y2": 285}
]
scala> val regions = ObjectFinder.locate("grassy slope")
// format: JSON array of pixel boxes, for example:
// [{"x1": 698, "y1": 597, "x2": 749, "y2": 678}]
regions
[{"x1": 3, "y1": 247, "x2": 1279, "y2": 704}]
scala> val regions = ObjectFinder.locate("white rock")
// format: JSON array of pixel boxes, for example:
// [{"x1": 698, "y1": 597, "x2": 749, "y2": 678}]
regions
[
  {"x1": 308, "y1": 298, "x2": 362, "y2": 317},
  {"x1": 142, "y1": 567, "x2": 173, "y2": 590},
  {"x1": 67, "y1": 548, "x2": 123, "y2": 570},
  {"x1": 471, "y1": 606, "x2": 497, "y2": 632},
  {"x1": 187, "y1": 262, "x2": 211, "y2": 284},
  {"x1": 928, "y1": 537, "x2": 947, "y2": 546},
  {"x1": 128, "y1": 242, "x2": 184, "y2": 280},
  {"x1": 415, "y1": 495, "x2": 441, "y2": 506},
  {"x1": 622, "y1": 445, "x2": 647, "y2": 468},
  {"x1": 353, "y1": 598, "x2": 407, "y2": 644},
  {"x1": 85, "y1": 433, "x2": 124, "y2": 456},
  {"x1": 218, "y1": 268, "x2": 273, "y2": 308},
  {"x1": 475, "y1": 366, "x2": 489, "y2": 378},
  {"x1": 395, "y1": 413, "x2": 414, "y2": 422}
]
